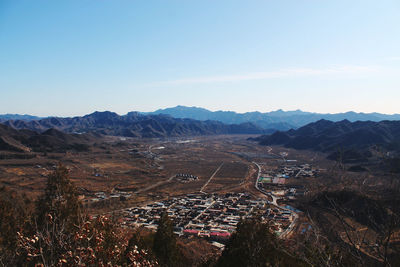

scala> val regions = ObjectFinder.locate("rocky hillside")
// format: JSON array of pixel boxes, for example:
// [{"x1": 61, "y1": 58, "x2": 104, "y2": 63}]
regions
[
  {"x1": 253, "y1": 119, "x2": 400, "y2": 158},
  {"x1": 0, "y1": 124, "x2": 97, "y2": 152}
]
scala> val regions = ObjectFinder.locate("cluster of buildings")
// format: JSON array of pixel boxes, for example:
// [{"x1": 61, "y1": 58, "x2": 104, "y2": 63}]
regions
[
  {"x1": 83, "y1": 190, "x2": 132, "y2": 203},
  {"x1": 121, "y1": 193, "x2": 295, "y2": 244},
  {"x1": 129, "y1": 149, "x2": 156, "y2": 160},
  {"x1": 175, "y1": 173, "x2": 199, "y2": 183},
  {"x1": 258, "y1": 164, "x2": 316, "y2": 185},
  {"x1": 257, "y1": 164, "x2": 316, "y2": 202}
]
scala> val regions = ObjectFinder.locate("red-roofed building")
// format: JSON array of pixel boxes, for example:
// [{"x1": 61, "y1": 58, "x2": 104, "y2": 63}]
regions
[
  {"x1": 183, "y1": 229, "x2": 199, "y2": 236},
  {"x1": 210, "y1": 232, "x2": 231, "y2": 242}
]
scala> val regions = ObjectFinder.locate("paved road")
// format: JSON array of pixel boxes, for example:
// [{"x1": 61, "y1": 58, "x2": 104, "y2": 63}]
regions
[
  {"x1": 280, "y1": 212, "x2": 298, "y2": 239},
  {"x1": 253, "y1": 161, "x2": 298, "y2": 239},
  {"x1": 265, "y1": 146, "x2": 286, "y2": 162},
  {"x1": 200, "y1": 162, "x2": 224, "y2": 193}
]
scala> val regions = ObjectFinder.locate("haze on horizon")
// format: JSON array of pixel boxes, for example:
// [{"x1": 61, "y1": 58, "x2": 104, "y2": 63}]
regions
[{"x1": 1, "y1": 0, "x2": 400, "y2": 117}]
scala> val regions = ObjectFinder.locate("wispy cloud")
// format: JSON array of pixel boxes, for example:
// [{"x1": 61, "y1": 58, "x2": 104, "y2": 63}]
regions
[{"x1": 146, "y1": 65, "x2": 381, "y2": 87}]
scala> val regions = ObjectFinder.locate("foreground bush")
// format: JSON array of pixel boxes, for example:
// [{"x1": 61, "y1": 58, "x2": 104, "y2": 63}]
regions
[
  {"x1": 17, "y1": 215, "x2": 156, "y2": 266},
  {"x1": 1, "y1": 166, "x2": 157, "y2": 266}
]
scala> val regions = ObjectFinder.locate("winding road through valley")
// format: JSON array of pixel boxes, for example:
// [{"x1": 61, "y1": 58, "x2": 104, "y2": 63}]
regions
[{"x1": 253, "y1": 161, "x2": 299, "y2": 239}]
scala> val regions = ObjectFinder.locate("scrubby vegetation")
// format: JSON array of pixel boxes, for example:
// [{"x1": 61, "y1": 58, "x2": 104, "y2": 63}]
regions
[
  {"x1": 0, "y1": 166, "x2": 157, "y2": 266},
  {"x1": 216, "y1": 218, "x2": 305, "y2": 267}
]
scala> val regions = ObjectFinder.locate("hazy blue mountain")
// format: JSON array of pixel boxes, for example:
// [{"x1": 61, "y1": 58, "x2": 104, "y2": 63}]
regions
[
  {"x1": 0, "y1": 114, "x2": 42, "y2": 122},
  {"x1": 148, "y1": 106, "x2": 400, "y2": 130},
  {"x1": 148, "y1": 106, "x2": 295, "y2": 130}
]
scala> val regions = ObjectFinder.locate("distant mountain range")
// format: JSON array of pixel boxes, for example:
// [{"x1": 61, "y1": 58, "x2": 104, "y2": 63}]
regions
[
  {"x1": 1, "y1": 107, "x2": 400, "y2": 140},
  {"x1": 148, "y1": 106, "x2": 400, "y2": 130},
  {"x1": 252, "y1": 119, "x2": 400, "y2": 162},
  {"x1": 1, "y1": 111, "x2": 266, "y2": 138},
  {"x1": 0, "y1": 114, "x2": 42, "y2": 122},
  {"x1": 2, "y1": 106, "x2": 400, "y2": 133}
]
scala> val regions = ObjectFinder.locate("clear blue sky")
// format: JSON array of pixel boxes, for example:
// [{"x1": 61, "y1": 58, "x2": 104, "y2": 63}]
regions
[{"x1": 1, "y1": 0, "x2": 399, "y2": 116}]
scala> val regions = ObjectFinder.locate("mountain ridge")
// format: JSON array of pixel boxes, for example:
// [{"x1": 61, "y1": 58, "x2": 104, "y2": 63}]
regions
[
  {"x1": 1, "y1": 111, "x2": 267, "y2": 138},
  {"x1": 147, "y1": 106, "x2": 400, "y2": 130},
  {"x1": 2, "y1": 107, "x2": 400, "y2": 138}
]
